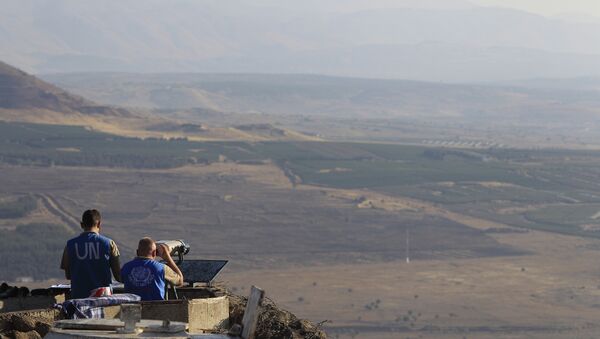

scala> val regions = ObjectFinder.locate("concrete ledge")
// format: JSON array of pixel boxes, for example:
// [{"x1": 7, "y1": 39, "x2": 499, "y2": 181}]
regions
[{"x1": 141, "y1": 296, "x2": 229, "y2": 334}]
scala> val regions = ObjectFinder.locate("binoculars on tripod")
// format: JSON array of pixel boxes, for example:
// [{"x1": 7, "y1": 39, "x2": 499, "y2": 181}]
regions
[{"x1": 156, "y1": 239, "x2": 190, "y2": 264}]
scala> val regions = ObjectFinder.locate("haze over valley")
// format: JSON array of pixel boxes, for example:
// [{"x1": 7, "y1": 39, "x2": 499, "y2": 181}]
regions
[
  {"x1": 2, "y1": 1, "x2": 600, "y2": 338},
  {"x1": 4, "y1": 0, "x2": 600, "y2": 82},
  {"x1": 44, "y1": 71, "x2": 600, "y2": 149}
]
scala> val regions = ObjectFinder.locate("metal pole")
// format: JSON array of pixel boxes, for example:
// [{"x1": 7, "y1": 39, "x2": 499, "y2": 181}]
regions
[{"x1": 406, "y1": 227, "x2": 410, "y2": 264}]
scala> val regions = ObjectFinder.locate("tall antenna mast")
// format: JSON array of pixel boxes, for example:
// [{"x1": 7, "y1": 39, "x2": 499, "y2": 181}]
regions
[{"x1": 406, "y1": 227, "x2": 410, "y2": 264}]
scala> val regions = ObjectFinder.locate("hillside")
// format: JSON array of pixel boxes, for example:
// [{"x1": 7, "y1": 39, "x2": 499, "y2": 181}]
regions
[
  {"x1": 0, "y1": 62, "x2": 315, "y2": 141},
  {"x1": 0, "y1": 61, "x2": 129, "y2": 117},
  {"x1": 0, "y1": 60, "x2": 139, "y2": 131}
]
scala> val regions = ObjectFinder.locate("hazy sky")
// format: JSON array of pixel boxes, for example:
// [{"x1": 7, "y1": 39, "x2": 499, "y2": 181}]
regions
[
  {"x1": 3, "y1": 0, "x2": 600, "y2": 80},
  {"x1": 313, "y1": 0, "x2": 600, "y2": 19},
  {"x1": 472, "y1": 0, "x2": 600, "y2": 17}
]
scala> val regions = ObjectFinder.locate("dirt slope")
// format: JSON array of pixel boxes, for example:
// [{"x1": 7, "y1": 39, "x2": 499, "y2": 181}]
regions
[{"x1": 0, "y1": 61, "x2": 130, "y2": 118}]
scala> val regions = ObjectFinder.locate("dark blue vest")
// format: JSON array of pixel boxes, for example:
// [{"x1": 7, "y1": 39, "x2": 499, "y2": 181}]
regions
[
  {"x1": 66, "y1": 232, "x2": 113, "y2": 299},
  {"x1": 121, "y1": 258, "x2": 166, "y2": 301}
]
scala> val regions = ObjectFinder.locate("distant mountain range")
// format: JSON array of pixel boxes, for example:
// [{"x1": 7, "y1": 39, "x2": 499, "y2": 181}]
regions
[
  {"x1": 43, "y1": 72, "x2": 600, "y2": 123},
  {"x1": 3, "y1": 0, "x2": 600, "y2": 82}
]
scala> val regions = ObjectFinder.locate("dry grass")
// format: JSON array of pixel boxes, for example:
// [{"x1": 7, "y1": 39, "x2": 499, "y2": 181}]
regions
[
  {"x1": 0, "y1": 108, "x2": 319, "y2": 142},
  {"x1": 222, "y1": 229, "x2": 600, "y2": 338}
]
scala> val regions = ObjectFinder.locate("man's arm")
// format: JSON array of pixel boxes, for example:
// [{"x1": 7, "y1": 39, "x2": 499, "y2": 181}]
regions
[
  {"x1": 109, "y1": 240, "x2": 122, "y2": 282},
  {"x1": 158, "y1": 244, "x2": 184, "y2": 286},
  {"x1": 110, "y1": 256, "x2": 122, "y2": 282},
  {"x1": 60, "y1": 246, "x2": 71, "y2": 280}
]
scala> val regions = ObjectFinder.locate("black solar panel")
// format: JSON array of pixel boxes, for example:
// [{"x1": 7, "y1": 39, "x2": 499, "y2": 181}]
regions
[{"x1": 178, "y1": 259, "x2": 228, "y2": 284}]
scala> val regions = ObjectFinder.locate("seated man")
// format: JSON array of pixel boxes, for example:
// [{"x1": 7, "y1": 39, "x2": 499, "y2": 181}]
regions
[
  {"x1": 121, "y1": 237, "x2": 184, "y2": 301},
  {"x1": 60, "y1": 209, "x2": 121, "y2": 299}
]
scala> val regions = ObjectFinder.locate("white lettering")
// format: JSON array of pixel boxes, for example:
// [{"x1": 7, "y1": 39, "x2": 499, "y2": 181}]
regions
[
  {"x1": 89, "y1": 242, "x2": 100, "y2": 259},
  {"x1": 75, "y1": 242, "x2": 101, "y2": 260},
  {"x1": 75, "y1": 243, "x2": 88, "y2": 260}
]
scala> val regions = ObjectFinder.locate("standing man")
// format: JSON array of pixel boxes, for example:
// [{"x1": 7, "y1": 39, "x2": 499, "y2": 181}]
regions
[
  {"x1": 121, "y1": 237, "x2": 184, "y2": 301},
  {"x1": 60, "y1": 209, "x2": 121, "y2": 299}
]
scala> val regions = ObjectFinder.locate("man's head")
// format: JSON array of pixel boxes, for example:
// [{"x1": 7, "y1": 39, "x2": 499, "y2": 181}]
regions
[
  {"x1": 137, "y1": 237, "x2": 157, "y2": 258},
  {"x1": 81, "y1": 209, "x2": 101, "y2": 231}
]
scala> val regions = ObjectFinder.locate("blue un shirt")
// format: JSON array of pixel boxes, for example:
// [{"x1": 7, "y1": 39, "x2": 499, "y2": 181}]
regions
[
  {"x1": 61, "y1": 232, "x2": 116, "y2": 299},
  {"x1": 121, "y1": 258, "x2": 167, "y2": 301}
]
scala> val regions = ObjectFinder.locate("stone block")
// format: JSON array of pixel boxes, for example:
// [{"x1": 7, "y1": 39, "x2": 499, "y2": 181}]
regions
[{"x1": 142, "y1": 296, "x2": 229, "y2": 334}]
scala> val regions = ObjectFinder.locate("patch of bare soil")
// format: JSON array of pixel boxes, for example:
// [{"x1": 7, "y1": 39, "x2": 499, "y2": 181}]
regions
[
  {"x1": 317, "y1": 168, "x2": 351, "y2": 174},
  {"x1": 471, "y1": 181, "x2": 520, "y2": 188},
  {"x1": 496, "y1": 205, "x2": 542, "y2": 215},
  {"x1": 310, "y1": 186, "x2": 510, "y2": 231}
]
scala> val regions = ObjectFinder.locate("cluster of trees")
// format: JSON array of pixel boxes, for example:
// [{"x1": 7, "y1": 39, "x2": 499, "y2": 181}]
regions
[
  {"x1": 422, "y1": 149, "x2": 486, "y2": 161},
  {"x1": 0, "y1": 152, "x2": 200, "y2": 169},
  {"x1": 0, "y1": 223, "x2": 70, "y2": 281},
  {"x1": 0, "y1": 195, "x2": 37, "y2": 219},
  {"x1": 0, "y1": 122, "x2": 227, "y2": 169}
]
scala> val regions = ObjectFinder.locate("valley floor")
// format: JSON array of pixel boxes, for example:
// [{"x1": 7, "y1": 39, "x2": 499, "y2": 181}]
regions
[
  {"x1": 224, "y1": 229, "x2": 600, "y2": 339},
  {"x1": 3, "y1": 162, "x2": 600, "y2": 338}
]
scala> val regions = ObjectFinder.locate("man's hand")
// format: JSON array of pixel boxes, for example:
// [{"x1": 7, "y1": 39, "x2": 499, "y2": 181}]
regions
[
  {"x1": 156, "y1": 243, "x2": 184, "y2": 286},
  {"x1": 157, "y1": 243, "x2": 171, "y2": 260}
]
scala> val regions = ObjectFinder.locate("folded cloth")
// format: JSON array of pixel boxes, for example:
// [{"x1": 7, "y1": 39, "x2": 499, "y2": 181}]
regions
[{"x1": 55, "y1": 293, "x2": 141, "y2": 319}]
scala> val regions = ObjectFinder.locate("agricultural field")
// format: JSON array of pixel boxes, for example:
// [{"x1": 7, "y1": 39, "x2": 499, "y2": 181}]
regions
[
  {"x1": 4, "y1": 121, "x2": 600, "y2": 337},
  {"x1": 0, "y1": 121, "x2": 259, "y2": 167},
  {"x1": 4, "y1": 121, "x2": 600, "y2": 240}
]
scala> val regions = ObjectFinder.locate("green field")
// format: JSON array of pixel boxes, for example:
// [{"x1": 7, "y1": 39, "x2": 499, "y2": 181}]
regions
[
  {"x1": 0, "y1": 121, "x2": 258, "y2": 168},
  {"x1": 3, "y1": 121, "x2": 600, "y2": 239},
  {"x1": 525, "y1": 204, "x2": 600, "y2": 228}
]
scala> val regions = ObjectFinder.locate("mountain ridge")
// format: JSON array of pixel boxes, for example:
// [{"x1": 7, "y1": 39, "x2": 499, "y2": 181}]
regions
[
  {"x1": 3, "y1": 0, "x2": 600, "y2": 81},
  {"x1": 42, "y1": 71, "x2": 600, "y2": 122},
  {"x1": 0, "y1": 60, "x2": 131, "y2": 117},
  {"x1": 0, "y1": 61, "x2": 318, "y2": 142}
]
